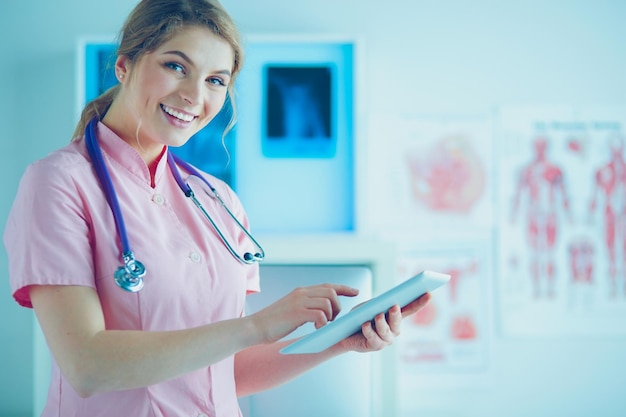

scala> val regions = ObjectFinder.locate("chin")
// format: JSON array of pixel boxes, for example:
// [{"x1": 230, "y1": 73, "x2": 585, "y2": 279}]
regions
[{"x1": 168, "y1": 139, "x2": 192, "y2": 148}]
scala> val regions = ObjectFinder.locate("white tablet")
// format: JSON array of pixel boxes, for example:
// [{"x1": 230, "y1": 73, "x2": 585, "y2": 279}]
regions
[{"x1": 280, "y1": 270, "x2": 451, "y2": 355}]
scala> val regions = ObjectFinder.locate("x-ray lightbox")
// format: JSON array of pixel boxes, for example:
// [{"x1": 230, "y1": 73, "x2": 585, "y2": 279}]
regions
[{"x1": 234, "y1": 36, "x2": 357, "y2": 234}]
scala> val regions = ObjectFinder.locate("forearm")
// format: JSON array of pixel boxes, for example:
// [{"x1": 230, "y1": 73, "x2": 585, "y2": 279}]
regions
[
  {"x1": 234, "y1": 339, "x2": 347, "y2": 397},
  {"x1": 73, "y1": 317, "x2": 260, "y2": 396},
  {"x1": 234, "y1": 296, "x2": 431, "y2": 397},
  {"x1": 31, "y1": 283, "x2": 363, "y2": 398},
  {"x1": 31, "y1": 285, "x2": 264, "y2": 397}
]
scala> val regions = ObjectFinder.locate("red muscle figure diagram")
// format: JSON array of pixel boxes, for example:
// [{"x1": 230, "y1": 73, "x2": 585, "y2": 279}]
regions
[
  {"x1": 588, "y1": 134, "x2": 626, "y2": 297},
  {"x1": 568, "y1": 238, "x2": 594, "y2": 286},
  {"x1": 511, "y1": 137, "x2": 572, "y2": 298}
]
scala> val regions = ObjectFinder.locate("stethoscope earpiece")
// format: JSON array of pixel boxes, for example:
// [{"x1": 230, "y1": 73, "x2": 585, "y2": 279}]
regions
[{"x1": 246, "y1": 252, "x2": 264, "y2": 263}]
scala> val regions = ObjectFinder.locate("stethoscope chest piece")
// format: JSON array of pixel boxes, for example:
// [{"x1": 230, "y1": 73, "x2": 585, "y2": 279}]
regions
[{"x1": 114, "y1": 252, "x2": 146, "y2": 293}]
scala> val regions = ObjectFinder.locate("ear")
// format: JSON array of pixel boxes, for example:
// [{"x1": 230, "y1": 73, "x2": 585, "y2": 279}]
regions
[{"x1": 115, "y1": 55, "x2": 131, "y2": 83}]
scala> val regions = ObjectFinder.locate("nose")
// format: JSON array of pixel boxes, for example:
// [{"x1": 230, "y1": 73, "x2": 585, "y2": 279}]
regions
[{"x1": 180, "y1": 77, "x2": 204, "y2": 105}]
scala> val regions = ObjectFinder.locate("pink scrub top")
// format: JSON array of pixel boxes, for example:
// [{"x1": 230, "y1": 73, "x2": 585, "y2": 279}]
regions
[{"x1": 3, "y1": 121, "x2": 260, "y2": 417}]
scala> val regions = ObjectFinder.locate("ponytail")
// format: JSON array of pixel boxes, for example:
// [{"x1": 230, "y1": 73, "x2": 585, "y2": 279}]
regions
[{"x1": 72, "y1": 84, "x2": 121, "y2": 140}]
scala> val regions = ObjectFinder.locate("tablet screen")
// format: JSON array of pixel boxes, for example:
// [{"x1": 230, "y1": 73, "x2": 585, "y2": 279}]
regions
[{"x1": 280, "y1": 270, "x2": 450, "y2": 355}]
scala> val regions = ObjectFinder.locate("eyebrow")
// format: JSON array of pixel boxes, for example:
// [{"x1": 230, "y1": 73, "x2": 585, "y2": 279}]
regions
[{"x1": 163, "y1": 50, "x2": 232, "y2": 76}]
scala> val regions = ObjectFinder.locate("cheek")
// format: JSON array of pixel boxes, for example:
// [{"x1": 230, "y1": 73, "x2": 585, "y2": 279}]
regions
[
  {"x1": 138, "y1": 73, "x2": 172, "y2": 102},
  {"x1": 205, "y1": 91, "x2": 228, "y2": 119}
]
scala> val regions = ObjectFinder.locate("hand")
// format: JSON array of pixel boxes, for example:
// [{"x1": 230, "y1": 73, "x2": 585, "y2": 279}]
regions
[
  {"x1": 338, "y1": 292, "x2": 431, "y2": 353},
  {"x1": 249, "y1": 284, "x2": 359, "y2": 345}
]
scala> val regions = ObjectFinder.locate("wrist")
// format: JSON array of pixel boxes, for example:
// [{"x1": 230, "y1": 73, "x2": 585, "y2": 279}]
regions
[
  {"x1": 240, "y1": 314, "x2": 270, "y2": 346},
  {"x1": 328, "y1": 339, "x2": 351, "y2": 356}
]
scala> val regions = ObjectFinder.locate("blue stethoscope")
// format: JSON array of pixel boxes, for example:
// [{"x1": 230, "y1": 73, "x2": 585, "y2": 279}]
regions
[{"x1": 85, "y1": 118, "x2": 265, "y2": 292}]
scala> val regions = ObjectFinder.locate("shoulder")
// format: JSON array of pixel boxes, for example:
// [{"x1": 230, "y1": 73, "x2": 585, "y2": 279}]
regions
[
  {"x1": 21, "y1": 140, "x2": 94, "y2": 191},
  {"x1": 14, "y1": 140, "x2": 99, "y2": 223},
  {"x1": 25, "y1": 140, "x2": 91, "y2": 178}
]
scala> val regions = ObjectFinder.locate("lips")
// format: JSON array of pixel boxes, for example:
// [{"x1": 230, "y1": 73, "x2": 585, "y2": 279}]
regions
[{"x1": 160, "y1": 104, "x2": 196, "y2": 122}]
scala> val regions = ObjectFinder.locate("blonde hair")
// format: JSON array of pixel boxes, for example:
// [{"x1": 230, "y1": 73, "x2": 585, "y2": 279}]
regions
[{"x1": 73, "y1": 0, "x2": 243, "y2": 139}]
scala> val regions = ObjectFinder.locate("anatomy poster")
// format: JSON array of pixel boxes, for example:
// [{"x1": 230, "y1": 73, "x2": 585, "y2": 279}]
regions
[
  {"x1": 497, "y1": 105, "x2": 626, "y2": 337},
  {"x1": 368, "y1": 114, "x2": 493, "y2": 236},
  {"x1": 393, "y1": 239, "x2": 492, "y2": 398}
]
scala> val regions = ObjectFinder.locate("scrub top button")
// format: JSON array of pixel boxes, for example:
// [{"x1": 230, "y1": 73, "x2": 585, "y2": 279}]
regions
[
  {"x1": 152, "y1": 194, "x2": 165, "y2": 205},
  {"x1": 189, "y1": 251, "x2": 201, "y2": 263}
]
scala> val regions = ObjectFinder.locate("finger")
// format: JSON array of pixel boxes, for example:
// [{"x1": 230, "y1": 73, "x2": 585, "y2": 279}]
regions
[
  {"x1": 320, "y1": 287, "x2": 344, "y2": 321},
  {"x1": 401, "y1": 292, "x2": 431, "y2": 318},
  {"x1": 386, "y1": 304, "x2": 403, "y2": 335},
  {"x1": 315, "y1": 284, "x2": 359, "y2": 320},
  {"x1": 308, "y1": 284, "x2": 359, "y2": 298},
  {"x1": 326, "y1": 284, "x2": 360, "y2": 298},
  {"x1": 361, "y1": 320, "x2": 385, "y2": 351},
  {"x1": 305, "y1": 288, "x2": 342, "y2": 321},
  {"x1": 361, "y1": 320, "x2": 377, "y2": 344},
  {"x1": 303, "y1": 297, "x2": 333, "y2": 326},
  {"x1": 373, "y1": 312, "x2": 394, "y2": 343},
  {"x1": 310, "y1": 309, "x2": 330, "y2": 329},
  {"x1": 290, "y1": 284, "x2": 360, "y2": 327},
  {"x1": 292, "y1": 286, "x2": 337, "y2": 321}
]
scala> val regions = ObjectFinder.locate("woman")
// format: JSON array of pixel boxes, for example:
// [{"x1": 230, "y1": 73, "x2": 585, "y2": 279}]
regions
[{"x1": 3, "y1": 0, "x2": 431, "y2": 416}]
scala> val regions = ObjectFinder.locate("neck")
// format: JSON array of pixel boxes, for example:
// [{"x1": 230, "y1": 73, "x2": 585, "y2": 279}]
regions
[{"x1": 102, "y1": 99, "x2": 164, "y2": 167}]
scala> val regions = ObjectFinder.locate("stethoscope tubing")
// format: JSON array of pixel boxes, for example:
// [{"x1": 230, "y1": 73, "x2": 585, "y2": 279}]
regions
[
  {"x1": 85, "y1": 118, "x2": 132, "y2": 255},
  {"x1": 167, "y1": 152, "x2": 265, "y2": 264},
  {"x1": 84, "y1": 118, "x2": 263, "y2": 292}
]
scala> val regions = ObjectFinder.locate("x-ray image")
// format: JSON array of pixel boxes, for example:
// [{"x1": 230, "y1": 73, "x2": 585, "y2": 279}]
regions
[
  {"x1": 262, "y1": 65, "x2": 337, "y2": 158},
  {"x1": 266, "y1": 66, "x2": 331, "y2": 140}
]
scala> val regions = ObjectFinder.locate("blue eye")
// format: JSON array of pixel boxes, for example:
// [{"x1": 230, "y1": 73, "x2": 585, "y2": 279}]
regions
[
  {"x1": 207, "y1": 77, "x2": 226, "y2": 87},
  {"x1": 166, "y1": 62, "x2": 185, "y2": 73}
]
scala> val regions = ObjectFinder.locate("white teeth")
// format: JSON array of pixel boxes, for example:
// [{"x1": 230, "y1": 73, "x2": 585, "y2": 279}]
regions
[{"x1": 162, "y1": 105, "x2": 194, "y2": 122}]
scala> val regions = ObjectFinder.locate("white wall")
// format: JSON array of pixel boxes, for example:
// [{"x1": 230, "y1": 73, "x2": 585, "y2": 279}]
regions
[
  {"x1": 0, "y1": 39, "x2": 33, "y2": 417},
  {"x1": 1, "y1": 1, "x2": 625, "y2": 416}
]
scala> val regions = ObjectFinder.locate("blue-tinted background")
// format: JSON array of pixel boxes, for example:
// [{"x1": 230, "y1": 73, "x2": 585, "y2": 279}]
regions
[{"x1": 2, "y1": 1, "x2": 626, "y2": 417}]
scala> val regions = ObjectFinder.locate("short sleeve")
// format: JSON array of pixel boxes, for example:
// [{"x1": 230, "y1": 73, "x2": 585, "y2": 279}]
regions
[{"x1": 3, "y1": 158, "x2": 96, "y2": 308}]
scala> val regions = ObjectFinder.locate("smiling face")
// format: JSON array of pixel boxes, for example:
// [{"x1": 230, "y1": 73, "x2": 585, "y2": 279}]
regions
[{"x1": 103, "y1": 25, "x2": 234, "y2": 164}]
